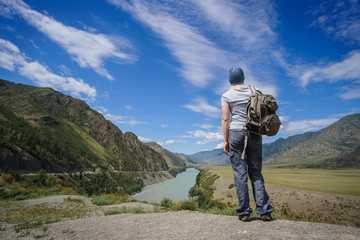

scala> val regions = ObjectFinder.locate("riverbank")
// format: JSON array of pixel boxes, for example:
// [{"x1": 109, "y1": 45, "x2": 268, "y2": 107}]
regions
[
  {"x1": 0, "y1": 167, "x2": 187, "y2": 201},
  {"x1": 132, "y1": 168, "x2": 199, "y2": 203}
]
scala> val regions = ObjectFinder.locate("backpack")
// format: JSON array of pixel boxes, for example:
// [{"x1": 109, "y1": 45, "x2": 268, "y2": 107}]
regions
[{"x1": 241, "y1": 85, "x2": 281, "y2": 159}]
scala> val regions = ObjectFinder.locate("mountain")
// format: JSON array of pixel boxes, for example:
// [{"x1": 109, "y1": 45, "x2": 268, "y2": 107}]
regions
[
  {"x1": 264, "y1": 114, "x2": 360, "y2": 168},
  {"x1": 173, "y1": 153, "x2": 199, "y2": 166},
  {"x1": 0, "y1": 79, "x2": 168, "y2": 173},
  {"x1": 189, "y1": 114, "x2": 360, "y2": 169},
  {"x1": 189, "y1": 148, "x2": 230, "y2": 166},
  {"x1": 144, "y1": 142, "x2": 186, "y2": 168}
]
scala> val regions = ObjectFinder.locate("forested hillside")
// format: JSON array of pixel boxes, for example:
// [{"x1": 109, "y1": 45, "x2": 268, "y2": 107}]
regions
[{"x1": 0, "y1": 79, "x2": 168, "y2": 173}]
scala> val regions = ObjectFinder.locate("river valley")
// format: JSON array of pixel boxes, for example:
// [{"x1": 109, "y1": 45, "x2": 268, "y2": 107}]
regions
[{"x1": 132, "y1": 168, "x2": 199, "y2": 203}]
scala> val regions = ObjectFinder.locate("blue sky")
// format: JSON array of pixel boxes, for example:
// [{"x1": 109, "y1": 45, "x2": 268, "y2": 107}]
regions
[{"x1": 0, "y1": 0, "x2": 359, "y2": 154}]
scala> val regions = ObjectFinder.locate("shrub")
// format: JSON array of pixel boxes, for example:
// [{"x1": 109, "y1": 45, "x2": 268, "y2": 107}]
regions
[
  {"x1": 2, "y1": 174, "x2": 14, "y2": 184},
  {"x1": 92, "y1": 195, "x2": 116, "y2": 206},
  {"x1": 180, "y1": 200, "x2": 197, "y2": 211},
  {"x1": 160, "y1": 197, "x2": 173, "y2": 208}
]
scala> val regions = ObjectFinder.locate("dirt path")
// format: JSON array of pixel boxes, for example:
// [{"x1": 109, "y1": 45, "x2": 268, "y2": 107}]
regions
[{"x1": 2, "y1": 211, "x2": 360, "y2": 240}]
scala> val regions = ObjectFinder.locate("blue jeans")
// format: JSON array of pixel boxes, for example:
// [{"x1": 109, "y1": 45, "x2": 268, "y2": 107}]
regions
[{"x1": 228, "y1": 129, "x2": 273, "y2": 216}]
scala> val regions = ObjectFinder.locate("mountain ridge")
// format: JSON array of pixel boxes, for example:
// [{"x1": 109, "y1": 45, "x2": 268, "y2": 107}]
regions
[
  {"x1": 189, "y1": 114, "x2": 360, "y2": 169},
  {"x1": 0, "y1": 79, "x2": 169, "y2": 172}
]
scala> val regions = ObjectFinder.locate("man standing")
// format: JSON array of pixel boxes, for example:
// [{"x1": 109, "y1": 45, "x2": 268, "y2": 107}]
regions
[{"x1": 221, "y1": 66, "x2": 273, "y2": 222}]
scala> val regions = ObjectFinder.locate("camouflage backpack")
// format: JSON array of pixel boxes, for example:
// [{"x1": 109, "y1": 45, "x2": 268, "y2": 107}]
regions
[{"x1": 242, "y1": 86, "x2": 281, "y2": 159}]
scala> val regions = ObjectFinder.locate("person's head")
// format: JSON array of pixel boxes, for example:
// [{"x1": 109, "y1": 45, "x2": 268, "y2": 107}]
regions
[{"x1": 229, "y1": 67, "x2": 245, "y2": 85}]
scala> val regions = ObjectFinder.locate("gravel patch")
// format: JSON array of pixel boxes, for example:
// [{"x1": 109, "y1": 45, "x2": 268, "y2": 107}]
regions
[
  {"x1": 23, "y1": 195, "x2": 91, "y2": 207},
  {"x1": 2, "y1": 211, "x2": 360, "y2": 240}
]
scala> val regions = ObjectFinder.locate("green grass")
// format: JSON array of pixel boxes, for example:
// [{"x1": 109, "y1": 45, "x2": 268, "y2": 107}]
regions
[
  {"x1": 104, "y1": 207, "x2": 149, "y2": 215},
  {"x1": 0, "y1": 197, "x2": 95, "y2": 234},
  {"x1": 91, "y1": 194, "x2": 130, "y2": 206},
  {"x1": 209, "y1": 166, "x2": 360, "y2": 196}
]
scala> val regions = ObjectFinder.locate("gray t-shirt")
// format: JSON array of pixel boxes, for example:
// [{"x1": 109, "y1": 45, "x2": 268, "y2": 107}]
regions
[{"x1": 221, "y1": 85, "x2": 254, "y2": 130}]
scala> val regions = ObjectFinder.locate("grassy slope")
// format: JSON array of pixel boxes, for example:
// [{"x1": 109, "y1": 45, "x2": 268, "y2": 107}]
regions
[{"x1": 209, "y1": 166, "x2": 360, "y2": 197}]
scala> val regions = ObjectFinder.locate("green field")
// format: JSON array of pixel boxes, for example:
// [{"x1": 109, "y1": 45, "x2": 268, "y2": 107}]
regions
[{"x1": 209, "y1": 166, "x2": 360, "y2": 197}]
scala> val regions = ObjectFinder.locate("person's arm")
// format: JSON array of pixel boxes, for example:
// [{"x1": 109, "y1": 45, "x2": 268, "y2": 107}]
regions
[{"x1": 222, "y1": 105, "x2": 230, "y2": 155}]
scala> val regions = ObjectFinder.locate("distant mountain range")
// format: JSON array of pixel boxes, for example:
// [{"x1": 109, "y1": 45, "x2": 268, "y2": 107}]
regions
[
  {"x1": 189, "y1": 148, "x2": 229, "y2": 166},
  {"x1": 145, "y1": 142, "x2": 186, "y2": 167},
  {"x1": 0, "y1": 79, "x2": 184, "y2": 173},
  {"x1": 189, "y1": 114, "x2": 360, "y2": 169},
  {"x1": 263, "y1": 113, "x2": 360, "y2": 168}
]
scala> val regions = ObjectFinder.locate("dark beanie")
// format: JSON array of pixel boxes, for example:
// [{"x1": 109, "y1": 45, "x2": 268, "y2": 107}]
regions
[{"x1": 229, "y1": 67, "x2": 245, "y2": 85}]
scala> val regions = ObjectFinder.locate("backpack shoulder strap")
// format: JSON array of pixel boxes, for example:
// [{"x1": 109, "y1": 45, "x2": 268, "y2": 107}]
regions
[{"x1": 248, "y1": 85, "x2": 256, "y2": 96}]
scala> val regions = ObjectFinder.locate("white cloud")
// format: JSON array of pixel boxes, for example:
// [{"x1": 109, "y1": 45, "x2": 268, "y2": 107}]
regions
[
  {"x1": 279, "y1": 115, "x2": 290, "y2": 123},
  {"x1": 108, "y1": 0, "x2": 279, "y2": 96},
  {"x1": 284, "y1": 117, "x2": 339, "y2": 134},
  {"x1": 1, "y1": 0, "x2": 136, "y2": 80},
  {"x1": 308, "y1": 0, "x2": 360, "y2": 44},
  {"x1": 103, "y1": 113, "x2": 125, "y2": 122},
  {"x1": 184, "y1": 97, "x2": 221, "y2": 118},
  {"x1": 117, "y1": 119, "x2": 145, "y2": 126},
  {"x1": 165, "y1": 140, "x2": 175, "y2": 145},
  {"x1": 214, "y1": 142, "x2": 224, "y2": 150},
  {"x1": 193, "y1": 123, "x2": 215, "y2": 130},
  {"x1": 187, "y1": 129, "x2": 223, "y2": 145},
  {"x1": 95, "y1": 106, "x2": 108, "y2": 114},
  {"x1": 96, "y1": 106, "x2": 145, "y2": 126},
  {"x1": 138, "y1": 136, "x2": 151, "y2": 142},
  {"x1": 108, "y1": 0, "x2": 232, "y2": 87},
  {"x1": 125, "y1": 105, "x2": 133, "y2": 110},
  {"x1": 0, "y1": 4, "x2": 13, "y2": 19},
  {"x1": 190, "y1": 0, "x2": 276, "y2": 48},
  {"x1": 300, "y1": 51, "x2": 360, "y2": 87},
  {"x1": 339, "y1": 86, "x2": 360, "y2": 100},
  {"x1": 160, "y1": 124, "x2": 168, "y2": 128},
  {"x1": 0, "y1": 38, "x2": 96, "y2": 99}
]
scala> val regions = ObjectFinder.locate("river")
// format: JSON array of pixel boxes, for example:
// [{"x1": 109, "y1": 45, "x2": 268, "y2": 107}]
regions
[{"x1": 132, "y1": 168, "x2": 200, "y2": 203}]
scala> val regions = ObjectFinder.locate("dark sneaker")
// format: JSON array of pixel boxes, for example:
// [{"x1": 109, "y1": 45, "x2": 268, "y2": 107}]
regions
[
  {"x1": 261, "y1": 213, "x2": 272, "y2": 221},
  {"x1": 239, "y1": 214, "x2": 251, "y2": 222}
]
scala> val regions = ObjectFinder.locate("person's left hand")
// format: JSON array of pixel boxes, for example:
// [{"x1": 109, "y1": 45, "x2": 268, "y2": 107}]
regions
[{"x1": 223, "y1": 141, "x2": 229, "y2": 156}]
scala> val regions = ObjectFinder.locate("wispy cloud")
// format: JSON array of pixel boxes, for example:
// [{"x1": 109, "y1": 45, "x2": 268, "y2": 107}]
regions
[
  {"x1": 308, "y1": 0, "x2": 360, "y2": 44},
  {"x1": 165, "y1": 140, "x2": 175, "y2": 145},
  {"x1": 187, "y1": 129, "x2": 223, "y2": 145},
  {"x1": 95, "y1": 106, "x2": 144, "y2": 126},
  {"x1": 190, "y1": 0, "x2": 276, "y2": 49},
  {"x1": 339, "y1": 86, "x2": 360, "y2": 100},
  {"x1": 193, "y1": 123, "x2": 215, "y2": 130},
  {"x1": 0, "y1": 38, "x2": 96, "y2": 99},
  {"x1": 108, "y1": 0, "x2": 279, "y2": 96},
  {"x1": 1, "y1": 0, "x2": 136, "y2": 80},
  {"x1": 300, "y1": 51, "x2": 360, "y2": 88},
  {"x1": 138, "y1": 136, "x2": 151, "y2": 142},
  {"x1": 184, "y1": 97, "x2": 221, "y2": 118},
  {"x1": 107, "y1": 0, "x2": 232, "y2": 87},
  {"x1": 157, "y1": 139, "x2": 176, "y2": 146},
  {"x1": 284, "y1": 116, "x2": 339, "y2": 134},
  {"x1": 296, "y1": 51, "x2": 360, "y2": 99}
]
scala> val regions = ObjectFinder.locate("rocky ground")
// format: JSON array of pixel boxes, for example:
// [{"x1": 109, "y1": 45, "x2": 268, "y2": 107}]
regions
[{"x1": 1, "y1": 195, "x2": 360, "y2": 240}]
